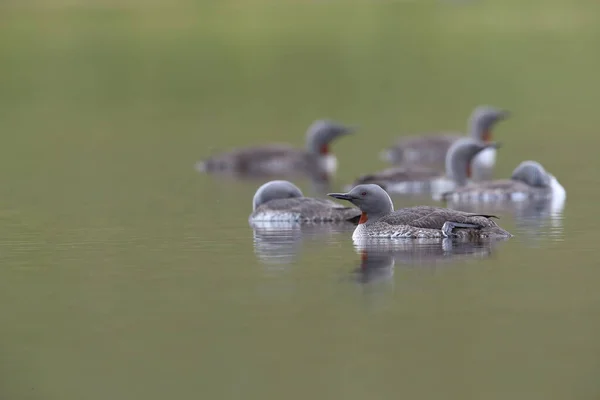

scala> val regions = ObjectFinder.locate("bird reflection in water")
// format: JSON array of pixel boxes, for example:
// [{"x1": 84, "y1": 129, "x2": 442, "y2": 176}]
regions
[
  {"x1": 446, "y1": 197, "x2": 565, "y2": 245},
  {"x1": 352, "y1": 237, "x2": 508, "y2": 284},
  {"x1": 251, "y1": 221, "x2": 355, "y2": 267}
]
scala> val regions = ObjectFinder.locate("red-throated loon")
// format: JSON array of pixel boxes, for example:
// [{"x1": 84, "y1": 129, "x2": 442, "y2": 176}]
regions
[
  {"x1": 328, "y1": 184, "x2": 512, "y2": 240},
  {"x1": 197, "y1": 120, "x2": 354, "y2": 181},
  {"x1": 249, "y1": 180, "x2": 361, "y2": 223},
  {"x1": 380, "y1": 106, "x2": 509, "y2": 181}
]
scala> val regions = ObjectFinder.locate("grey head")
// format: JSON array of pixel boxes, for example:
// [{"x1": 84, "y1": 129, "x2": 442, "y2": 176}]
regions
[
  {"x1": 328, "y1": 184, "x2": 394, "y2": 222},
  {"x1": 468, "y1": 105, "x2": 509, "y2": 142},
  {"x1": 305, "y1": 119, "x2": 355, "y2": 155},
  {"x1": 510, "y1": 161, "x2": 551, "y2": 187},
  {"x1": 252, "y1": 180, "x2": 304, "y2": 211},
  {"x1": 446, "y1": 137, "x2": 500, "y2": 186}
]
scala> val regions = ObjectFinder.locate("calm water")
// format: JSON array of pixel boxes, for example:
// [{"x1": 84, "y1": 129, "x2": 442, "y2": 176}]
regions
[{"x1": 2, "y1": 1, "x2": 600, "y2": 399}]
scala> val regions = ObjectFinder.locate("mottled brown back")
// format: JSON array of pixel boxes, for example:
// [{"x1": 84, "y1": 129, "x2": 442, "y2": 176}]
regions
[
  {"x1": 200, "y1": 145, "x2": 325, "y2": 178},
  {"x1": 381, "y1": 206, "x2": 499, "y2": 230},
  {"x1": 386, "y1": 133, "x2": 462, "y2": 168},
  {"x1": 353, "y1": 166, "x2": 440, "y2": 186},
  {"x1": 253, "y1": 197, "x2": 361, "y2": 222}
]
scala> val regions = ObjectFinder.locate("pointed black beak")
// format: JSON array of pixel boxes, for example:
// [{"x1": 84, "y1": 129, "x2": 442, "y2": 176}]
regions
[
  {"x1": 498, "y1": 110, "x2": 510, "y2": 119},
  {"x1": 339, "y1": 126, "x2": 356, "y2": 135},
  {"x1": 328, "y1": 192, "x2": 354, "y2": 202}
]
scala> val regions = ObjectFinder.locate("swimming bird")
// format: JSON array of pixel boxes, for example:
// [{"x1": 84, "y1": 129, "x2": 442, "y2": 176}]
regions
[
  {"x1": 249, "y1": 180, "x2": 361, "y2": 223},
  {"x1": 441, "y1": 160, "x2": 566, "y2": 204},
  {"x1": 328, "y1": 184, "x2": 511, "y2": 240},
  {"x1": 197, "y1": 120, "x2": 354, "y2": 181},
  {"x1": 350, "y1": 138, "x2": 499, "y2": 195},
  {"x1": 380, "y1": 105, "x2": 509, "y2": 181}
]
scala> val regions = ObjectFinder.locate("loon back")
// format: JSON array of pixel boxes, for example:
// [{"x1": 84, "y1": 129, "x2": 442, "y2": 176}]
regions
[
  {"x1": 198, "y1": 145, "x2": 333, "y2": 179},
  {"x1": 379, "y1": 206, "x2": 499, "y2": 230},
  {"x1": 251, "y1": 197, "x2": 361, "y2": 223},
  {"x1": 381, "y1": 134, "x2": 461, "y2": 167}
]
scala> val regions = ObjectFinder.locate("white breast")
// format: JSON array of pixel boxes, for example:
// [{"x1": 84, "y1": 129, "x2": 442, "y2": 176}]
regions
[
  {"x1": 320, "y1": 154, "x2": 338, "y2": 174},
  {"x1": 470, "y1": 148, "x2": 496, "y2": 181},
  {"x1": 472, "y1": 148, "x2": 496, "y2": 169},
  {"x1": 384, "y1": 181, "x2": 422, "y2": 194},
  {"x1": 352, "y1": 224, "x2": 368, "y2": 240}
]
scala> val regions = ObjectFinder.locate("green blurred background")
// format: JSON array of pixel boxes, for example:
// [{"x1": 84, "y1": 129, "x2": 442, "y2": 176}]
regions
[
  {"x1": 1, "y1": 1, "x2": 600, "y2": 399},
  {"x1": 2, "y1": 0, "x2": 599, "y2": 215}
]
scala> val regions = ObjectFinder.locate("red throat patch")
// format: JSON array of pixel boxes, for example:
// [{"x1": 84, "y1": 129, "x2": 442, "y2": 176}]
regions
[
  {"x1": 482, "y1": 130, "x2": 492, "y2": 142},
  {"x1": 359, "y1": 212, "x2": 368, "y2": 224},
  {"x1": 466, "y1": 163, "x2": 472, "y2": 178},
  {"x1": 319, "y1": 144, "x2": 329, "y2": 155}
]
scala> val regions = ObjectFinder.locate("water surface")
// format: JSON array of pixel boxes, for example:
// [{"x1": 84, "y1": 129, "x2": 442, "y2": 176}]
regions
[{"x1": 1, "y1": 1, "x2": 600, "y2": 399}]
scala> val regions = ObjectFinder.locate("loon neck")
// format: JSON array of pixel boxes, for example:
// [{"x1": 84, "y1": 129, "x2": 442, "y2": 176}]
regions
[
  {"x1": 358, "y1": 210, "x2": 389, "y2": 225},
  {"x1": 482, "y1": 129, "x2": 492, "y2": 142},
  {"x1": 358, "y1": 212, "x2": 368, "y2": 224}
]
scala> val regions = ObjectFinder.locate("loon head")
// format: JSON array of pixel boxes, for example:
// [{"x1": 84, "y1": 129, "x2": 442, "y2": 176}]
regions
[
  {"x1": 446, "y1": 138, "x2": 501, "y2": 186},
  {"x1": 468, "y1": 105, "x2": 510, "y2": 142},
  {"x1": 510, "y1": 160, "x2": 552, "y2": 187},
  {"x1": 252, "y1": 180, "x2": 303, "y2": 211},
  {"x1": 328, "y1": 184, "x2": 394, "y2": 224},
  {"x1": 305, "y1": 119, "x2": 355, "y2": 155}
]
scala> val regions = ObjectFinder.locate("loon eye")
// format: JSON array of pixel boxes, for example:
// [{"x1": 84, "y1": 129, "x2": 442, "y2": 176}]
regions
[{"x1": 361, "y1": 191, "x2": 367, "y2": 196}]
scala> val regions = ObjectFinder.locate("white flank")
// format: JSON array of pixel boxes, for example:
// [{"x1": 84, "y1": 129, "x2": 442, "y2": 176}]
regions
[
  {"x1": 261, "y1": 158, "x2": 291, "y2": 174},
  {"x1": 430, "y1": 178, "x2": 456, "y2": 197},
  {"x1": 481, "y1": 192, "x2": 495, "y2": 202},
  {"x1": 384, "y1": 181, "x2": 415, "y2": 194},
  {"x1": 510, "y1": 192, "x2": 527, "y2": 202},
  {"x1": 549, "y1": 176, "x2": 567, "y2": 213},
  {"x1": 249, "y1": 211, "x2": 301, "y2": 223}
]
